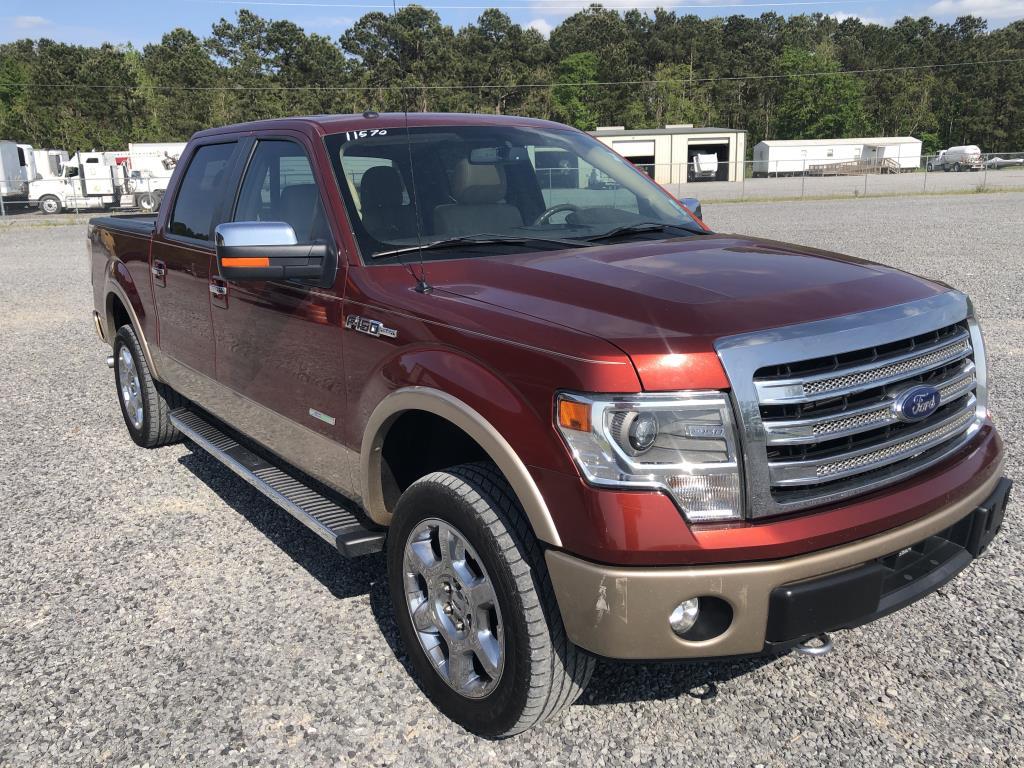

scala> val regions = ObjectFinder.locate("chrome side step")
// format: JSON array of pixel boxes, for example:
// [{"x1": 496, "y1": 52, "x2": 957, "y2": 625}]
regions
[{"x1": 170, "y1": 408, "x2": 384, "y2": 557}]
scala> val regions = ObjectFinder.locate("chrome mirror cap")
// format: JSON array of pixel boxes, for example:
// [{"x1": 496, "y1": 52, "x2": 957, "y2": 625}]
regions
[
  {"x1": 215, "y1": 221, "x2": 298, "y2": 248},
  {"x1": 680, "y1": 197, "x2": 703, "y2": 221}
]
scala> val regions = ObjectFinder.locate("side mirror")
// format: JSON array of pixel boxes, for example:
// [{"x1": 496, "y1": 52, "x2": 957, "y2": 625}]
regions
[
  {"x1": 215, "y1": 221, "x2": 335, "y2": 284},
  {"x1": 680, "y1": 197, "x2": 703, "y2": 221}
]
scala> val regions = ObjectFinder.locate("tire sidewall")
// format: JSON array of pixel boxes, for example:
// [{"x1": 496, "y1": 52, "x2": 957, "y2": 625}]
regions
[
  {"x1": 40, "y1": 196, "x2": 60, "y2": 214},
  {"x1": 387, "y1": 473, "x2": 537, "y2": 736},
  {"x1": 113, "y1": 327, "x2": 151, "y2": 444}
]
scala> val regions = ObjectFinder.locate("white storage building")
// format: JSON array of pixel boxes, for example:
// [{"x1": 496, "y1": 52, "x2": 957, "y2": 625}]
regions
[
  {"x1": 590, "y1": 125, "x2": 748, "y2": 184},
  {"x1": 753, "y1": 137, "x2": 923, "y2": 176}
]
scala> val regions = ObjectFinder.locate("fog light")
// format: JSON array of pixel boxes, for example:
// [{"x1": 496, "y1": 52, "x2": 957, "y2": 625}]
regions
[{"x1": 669, "y1": 598, "x2": 700, "y2": 636}]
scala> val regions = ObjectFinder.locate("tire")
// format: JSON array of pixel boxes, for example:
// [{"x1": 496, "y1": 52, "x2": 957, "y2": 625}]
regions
[
  {"x1": 112, "y1": 324, "x2": 184, "y2": 448},
  {"x1": 387, "y1": 462, "x2": 594, "y2": 737},
  {"x1": 954, "y1": 162, "x2": 962, "y2": 172},
  {"x1": 152, "y1": 190, "x2": 165, "y2": 211},
  {"x1": 926, "y1": 163, "x2": 934, "y2": 172},
  {"x1": 137, "y1": 192, "x2": 156, "y2": 212},
  {"x1": 38, "y1": 195, "x2": 61, "y2": 215}
]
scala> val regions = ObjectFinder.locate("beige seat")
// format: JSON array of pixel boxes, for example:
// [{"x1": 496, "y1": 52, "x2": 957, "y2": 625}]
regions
[{"x1": 433, "y1": 159, "x2": 523, "y2": 236}]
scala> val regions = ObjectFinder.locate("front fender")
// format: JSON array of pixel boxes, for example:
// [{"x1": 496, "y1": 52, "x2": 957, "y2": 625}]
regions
[{"x1": 361, "y1": 385, "x2": 563, "y2": 546}]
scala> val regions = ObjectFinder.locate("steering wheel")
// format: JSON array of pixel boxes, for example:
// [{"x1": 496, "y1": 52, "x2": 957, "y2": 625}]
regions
[{"x1": 533, "y1": 203, "x2": 580, "y2": 225}]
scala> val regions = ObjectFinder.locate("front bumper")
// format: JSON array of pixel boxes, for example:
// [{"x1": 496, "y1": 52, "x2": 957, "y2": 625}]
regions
[{"x1": 546, "y1": 467, "x2": 1010, "y2": 660}]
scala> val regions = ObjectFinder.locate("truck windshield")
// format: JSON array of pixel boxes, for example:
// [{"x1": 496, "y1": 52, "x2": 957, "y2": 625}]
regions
[{"x1": 324, "y1": 124, "x2": 702, "y2": 261}]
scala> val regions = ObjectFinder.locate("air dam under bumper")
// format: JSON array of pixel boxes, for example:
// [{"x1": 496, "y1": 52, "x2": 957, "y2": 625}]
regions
[{"x1": 546, "y1": 467, "x2": 1009, "y2": 660}]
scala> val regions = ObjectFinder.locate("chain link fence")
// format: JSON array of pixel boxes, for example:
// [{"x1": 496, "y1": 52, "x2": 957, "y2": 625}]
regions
[{"x1": 3, "y1": 150, "x2": 1024, "y2": 218}]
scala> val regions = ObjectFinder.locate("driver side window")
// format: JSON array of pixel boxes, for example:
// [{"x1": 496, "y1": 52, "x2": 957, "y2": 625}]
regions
[{"x1": 234, "y1": 140, "x2": 329, "y2": 244}]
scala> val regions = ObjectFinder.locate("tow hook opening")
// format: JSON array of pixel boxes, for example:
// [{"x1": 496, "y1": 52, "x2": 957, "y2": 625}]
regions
[{"x1": 794, "y1": 632, "x2": 833, "y2": 657}]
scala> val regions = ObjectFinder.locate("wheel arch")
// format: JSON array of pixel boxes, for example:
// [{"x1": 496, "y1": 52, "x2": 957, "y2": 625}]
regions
[
  {"x1": 361, "y1": 387, "x2": 562, "y2": 547},
  {"x1": 104, "y1": 280, "x2": 162, "y2": 381}
]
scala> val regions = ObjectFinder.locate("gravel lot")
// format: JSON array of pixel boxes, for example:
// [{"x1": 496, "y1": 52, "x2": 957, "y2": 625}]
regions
[{"x1": 1, "y1": 193, "x2": 1021, "y2": 766}]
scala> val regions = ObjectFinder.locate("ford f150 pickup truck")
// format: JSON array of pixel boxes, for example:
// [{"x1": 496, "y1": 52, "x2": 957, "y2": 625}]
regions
[{"x1": 89, "y1": 113, "x2": 1011, "y2": 737}]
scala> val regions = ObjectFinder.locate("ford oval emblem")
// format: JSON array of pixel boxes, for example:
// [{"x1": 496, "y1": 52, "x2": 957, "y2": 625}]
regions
[{"x1": 894, "y1": 385, "x2": 940, "y2": 423}]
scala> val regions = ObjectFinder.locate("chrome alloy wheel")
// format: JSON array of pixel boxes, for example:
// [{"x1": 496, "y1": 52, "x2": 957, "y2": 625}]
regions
[
  {"x1": 118, "y1": 346, "x2": 144, "y2": 430},
  {"x1": 403, "y1": 518, "x2": 505, "y2": 698}
]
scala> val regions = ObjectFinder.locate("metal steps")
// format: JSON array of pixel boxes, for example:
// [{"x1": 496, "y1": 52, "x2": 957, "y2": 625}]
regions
[{"x1": 170, "y1": 408, "x2": 385, "y2": 557}]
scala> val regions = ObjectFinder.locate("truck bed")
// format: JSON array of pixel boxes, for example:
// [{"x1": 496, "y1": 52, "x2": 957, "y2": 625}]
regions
[{"x1": 89, "y1": 213, "x2": 157, "y2": 237}]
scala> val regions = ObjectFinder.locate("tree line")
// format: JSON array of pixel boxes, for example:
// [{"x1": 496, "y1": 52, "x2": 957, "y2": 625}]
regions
[{"x1": 1, "y1": 6, "x2": 1022, "y2": 155}]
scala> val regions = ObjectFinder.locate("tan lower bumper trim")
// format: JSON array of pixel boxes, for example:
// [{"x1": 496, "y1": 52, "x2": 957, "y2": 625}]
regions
[{"x1": 546, "y1": 465, "x2": 1003, "y2": 659}]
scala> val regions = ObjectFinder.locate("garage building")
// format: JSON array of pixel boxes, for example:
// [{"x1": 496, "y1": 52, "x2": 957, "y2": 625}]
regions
[
  {"x1": 590, "y1": 125, "x2": 747, "y2": 185},
  {"x1": 753, "y1": 137, "x2": 923, "y2": 176}
]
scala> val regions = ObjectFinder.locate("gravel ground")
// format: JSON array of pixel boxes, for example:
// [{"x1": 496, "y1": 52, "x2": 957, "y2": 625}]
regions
[{"x1": 1, "y1": 193, "x2": 1021, "y2": 766}]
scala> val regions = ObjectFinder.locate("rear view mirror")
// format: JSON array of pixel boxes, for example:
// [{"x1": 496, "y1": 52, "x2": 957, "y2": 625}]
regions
[
  {"x1": 215, "y1": 221, "x2": 335, "y2": 285},
  {"x1": 680, "y1": 197, "x2": 703, "y2": 221},
  {"x1": 469, "y1": 146, "x2": 528, "y2": 164}
]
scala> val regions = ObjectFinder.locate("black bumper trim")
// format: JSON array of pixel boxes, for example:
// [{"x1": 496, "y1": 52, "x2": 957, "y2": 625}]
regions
[{"x1": 765, "y1": 476, "x2": 1012, "y2": 645}]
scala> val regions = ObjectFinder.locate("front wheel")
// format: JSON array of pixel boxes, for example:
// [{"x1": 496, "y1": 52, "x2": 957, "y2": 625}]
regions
[
  {"x1": 387, "y1": 462, "x2": 594, "y2": 737},
  {"x1": 38, "y1": 195, "x2": 61, "y2": 215}
]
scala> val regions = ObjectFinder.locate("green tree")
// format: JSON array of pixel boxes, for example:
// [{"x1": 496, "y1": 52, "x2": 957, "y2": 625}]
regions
[
  {"x1": 552, "y1": 52, "x2": 600, "y2": 130},
  {"x1": 775, "y1": 44, "x2": 868, "y2": 139}
]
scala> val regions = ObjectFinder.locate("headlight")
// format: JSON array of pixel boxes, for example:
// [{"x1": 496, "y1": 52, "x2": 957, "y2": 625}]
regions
[{"x1": 556, "y1": 391, "x2": 743, "y2": 522}]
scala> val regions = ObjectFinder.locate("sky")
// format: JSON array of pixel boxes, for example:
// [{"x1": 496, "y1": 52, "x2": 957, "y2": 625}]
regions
[{"x1": 1, "y1": 0, "x2": 1022, "y2": 47}]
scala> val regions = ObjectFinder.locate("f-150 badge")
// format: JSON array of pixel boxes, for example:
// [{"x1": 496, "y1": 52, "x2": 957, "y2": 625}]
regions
[{"x1": 345, "y1": 314, "x2": 398, "y2": 339}]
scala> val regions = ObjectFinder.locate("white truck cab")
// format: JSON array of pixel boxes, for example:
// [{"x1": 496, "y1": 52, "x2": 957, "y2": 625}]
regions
[{"x1": 30, "y1": 152, "x2": 126, "y2": 214}]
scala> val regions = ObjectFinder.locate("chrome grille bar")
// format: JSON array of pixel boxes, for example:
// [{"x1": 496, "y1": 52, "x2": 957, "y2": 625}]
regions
[
  {"x1": 768, "y1": 398, "x2": 977, "y2": 486},
  {"x1": 755, "y1": 328, "x2": 971, "y2": 405},
  {"x1": 763, "y1": 361, "x2": 976, "y2": 445}
]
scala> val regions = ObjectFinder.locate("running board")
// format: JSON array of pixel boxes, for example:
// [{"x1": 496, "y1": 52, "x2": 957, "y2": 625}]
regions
[{"x1": 170, "y1": 408, "x2": 384, "y2": 557}]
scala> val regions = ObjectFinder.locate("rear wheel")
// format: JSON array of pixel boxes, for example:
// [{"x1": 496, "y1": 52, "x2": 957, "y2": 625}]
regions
[
  {"x1": 954, "y1": 162, "x2": 963, "y2": 172},
  {"x1": 387, "y1": 462, "x2": 594, "y2": 737},
  {"x1": 113, "y1": 324, "x2": 184, "y2": 448},
  {"x1": 137, "y1": 192, "x2": 156, "y2": 212},
  {"x1": 38, "y1": 195, "x2": 61, "y2": 215}
]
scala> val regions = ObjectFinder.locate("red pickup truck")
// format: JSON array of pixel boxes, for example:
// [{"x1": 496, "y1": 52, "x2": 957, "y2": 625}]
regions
[{"x1": 89, "y1": 113, "x2": 1010, "y2": 736}]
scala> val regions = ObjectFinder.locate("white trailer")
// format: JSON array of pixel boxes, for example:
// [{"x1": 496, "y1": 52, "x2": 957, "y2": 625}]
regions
[
  {"x1": 1, "y1": 140, "x2": 27, "y2": 197},
  {"x1": 28, "y1": 151, "x2": 127, "y2": 214},
  {"x1": 753, "y1": 137, "x2": 923, "y2": 176},
  {"x1": 123, "y1": 142, "x2": 186, "y2": 211}
]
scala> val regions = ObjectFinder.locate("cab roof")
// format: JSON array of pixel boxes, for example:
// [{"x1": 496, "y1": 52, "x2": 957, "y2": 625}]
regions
[{"x1": 191, "y1": 113, "x2": 573, "y2": 140}]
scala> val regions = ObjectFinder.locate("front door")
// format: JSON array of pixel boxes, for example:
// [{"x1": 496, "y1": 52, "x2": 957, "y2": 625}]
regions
[
  {"x1": 151, "y1": 140, "x2": 238, "y2": 392},
  {"x1": 209, "y1": 136, "x2": 355, "y2": 495}
]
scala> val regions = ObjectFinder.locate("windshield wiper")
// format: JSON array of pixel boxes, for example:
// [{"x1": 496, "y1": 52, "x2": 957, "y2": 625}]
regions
[
  {"x1": 371, "y1": 233, "x2": 593, "y2": 260},
  {"x1": 585, "y1": 222, "x2": 699, "y2": 242}
]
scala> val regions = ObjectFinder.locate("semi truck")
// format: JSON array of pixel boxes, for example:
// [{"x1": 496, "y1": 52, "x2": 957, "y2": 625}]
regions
[
  {"x1": 30, "y1": 151, "x2": 126, "y2": 214},
  {"x1": 88, "y1": 113, "x2": 1010, "y2": 736},
  {"x1": 122, "y1": 142, "x2": 187, "y2": 211},
  {"x1": 927, "y1": 145, "x2": 983, "y2": 172}
]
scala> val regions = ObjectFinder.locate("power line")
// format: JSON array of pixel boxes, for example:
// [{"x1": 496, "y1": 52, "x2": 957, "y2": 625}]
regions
[
  {"x1": 186, "y1": 0, "x2": 863, "y2": 9},
  {"x1": 3, "y1": 57, "x2": 1022, "y2": 92}
]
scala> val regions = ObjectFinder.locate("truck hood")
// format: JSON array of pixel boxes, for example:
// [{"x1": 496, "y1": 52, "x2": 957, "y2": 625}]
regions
[{"x1": 427, "y1": 234, "x2": 948, "y2": 390}]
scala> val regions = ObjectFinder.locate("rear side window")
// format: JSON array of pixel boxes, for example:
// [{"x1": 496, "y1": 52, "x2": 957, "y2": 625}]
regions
[
  {"x1": 169, "y1": 142, "x2": 237, "y2": 241},
  {"x1": 233, "y1": 140, "x2": 329, "y2": 244}
]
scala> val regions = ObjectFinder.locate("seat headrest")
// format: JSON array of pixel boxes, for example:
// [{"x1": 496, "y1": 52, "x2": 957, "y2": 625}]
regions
[
  {"x1": 451, "y1": 159, "x2": 507, "y2": 204},
  {"x1": 359, "y1": 165, "x2": 404, "y2": 209},
  {"x1": 279, "y1": 184, "x2": 323, "y2": 240}
]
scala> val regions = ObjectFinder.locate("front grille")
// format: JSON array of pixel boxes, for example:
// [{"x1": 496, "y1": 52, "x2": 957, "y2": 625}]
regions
[{"x1": 753, "y1": 320, "x2": 981, "y2": 513}]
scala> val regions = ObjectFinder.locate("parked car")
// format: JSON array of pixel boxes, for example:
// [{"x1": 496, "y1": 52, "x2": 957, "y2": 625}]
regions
[
  {"x1": 89, "y1": 114, "x2": 1011, "y2": 736},
  {"x1": 927, "y1": 145, "x2": 983, "y2": 172}
]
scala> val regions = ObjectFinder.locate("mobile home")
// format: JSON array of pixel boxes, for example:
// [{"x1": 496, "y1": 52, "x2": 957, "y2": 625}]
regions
[{"x1": 753, "y1": 137, "x2": 923, "y2": 176}]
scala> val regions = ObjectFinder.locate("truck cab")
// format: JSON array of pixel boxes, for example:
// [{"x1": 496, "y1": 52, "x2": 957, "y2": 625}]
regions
[
  {"x1": 31, "y1": 152, "x2": 126, "y2": 214},
  {"x1": 88, "y1": 114, "x2": 1010, "y2": 736}
]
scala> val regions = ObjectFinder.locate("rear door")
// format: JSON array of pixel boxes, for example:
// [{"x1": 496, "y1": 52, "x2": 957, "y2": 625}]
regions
[{"x1": 151, "y1": 139, "x2": 239, "y2": 391}]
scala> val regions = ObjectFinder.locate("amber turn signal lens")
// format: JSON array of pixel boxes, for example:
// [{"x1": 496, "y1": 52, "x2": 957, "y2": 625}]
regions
[
  {"x1": 558, "y1": 399, "x2": 591, "y2": 432},
  {"x1": 222, "y1": 257, "x2": 270, "y2": 268}
]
